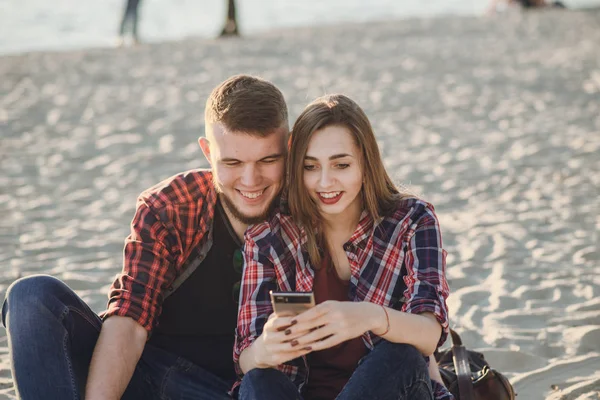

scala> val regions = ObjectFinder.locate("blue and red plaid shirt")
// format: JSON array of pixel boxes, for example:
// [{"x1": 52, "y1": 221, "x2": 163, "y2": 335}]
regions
[{"x1": 234, "y1": 197, "x2": 453, "y2": 399}]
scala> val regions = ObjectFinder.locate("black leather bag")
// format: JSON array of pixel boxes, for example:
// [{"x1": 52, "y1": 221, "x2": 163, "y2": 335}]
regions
[{"x1": 435, "y1": 329, "x2": 516, "y2": 400}]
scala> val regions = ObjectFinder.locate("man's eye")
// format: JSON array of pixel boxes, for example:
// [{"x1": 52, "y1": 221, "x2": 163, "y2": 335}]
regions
[{"x1": 262, "y1": 158, "x2": 277, "y2": 164}]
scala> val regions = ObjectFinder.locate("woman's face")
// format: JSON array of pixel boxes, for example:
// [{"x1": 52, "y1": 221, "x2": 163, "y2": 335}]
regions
[{"x1": 302, "y1": 125, "x2": 363, "y2": 220}]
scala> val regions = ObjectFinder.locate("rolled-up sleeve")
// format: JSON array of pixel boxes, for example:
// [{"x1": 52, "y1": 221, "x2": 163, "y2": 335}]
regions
[
  {"x1": 401, "y1": 205, "x2": 450, "y2": 347},
  {"x1": 102, "y1": 200, "x2": 178, "y2": 332}
]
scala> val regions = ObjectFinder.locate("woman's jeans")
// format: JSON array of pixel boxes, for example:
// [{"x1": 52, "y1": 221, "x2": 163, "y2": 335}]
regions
[
  {"x1": 1, "y1": 275, "x2": 233, "y2": 400},
  {"x1": 239, "y1": 341, "x2": 434, "y2": 400}
]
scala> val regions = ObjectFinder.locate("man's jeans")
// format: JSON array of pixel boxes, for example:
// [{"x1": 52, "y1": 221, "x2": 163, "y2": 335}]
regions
[
  {"x1": 1, "y1": 275, "x2": 234, "y2": 400},
  {"x1": 239, "y1": 341, "x2": 434, "y2": 400}
]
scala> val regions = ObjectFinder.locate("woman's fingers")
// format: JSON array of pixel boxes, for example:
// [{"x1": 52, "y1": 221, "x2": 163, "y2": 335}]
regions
[
  {"x1": 275, "y1": 348, "x2": 313, "y2": 365},
  {"x1": 290, "y1": 323, "x2": 336, "y2": 348},
  {"x1": 293, "y1": 301, "x2": 331, "y2": 324},
  {"x1": 264, "y1": 342, "x2": 314, "y2": 365},
  {"x1": 263, "y1": 318, "x2": 316, "y2": 346},
  {"x1": 270, "y1": 316, "x2": 294, "y2": 330},
  {"x1": 286, "y1": 313, "x2": 330, "y2": 339},
  {"x1": 266, "y1": 314, "x2": 296, "y2": 331},
  {"x1": 279, "y1": 322, "x2": 318, "y2": 342},
  {"x1": 304, "y1": 333, "x2": 345, "y2": 351}
]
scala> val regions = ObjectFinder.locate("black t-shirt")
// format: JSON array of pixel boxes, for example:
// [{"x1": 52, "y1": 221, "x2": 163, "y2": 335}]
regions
[{"x1": 148, "y1": 199, "x2": 242, "y2": 382}]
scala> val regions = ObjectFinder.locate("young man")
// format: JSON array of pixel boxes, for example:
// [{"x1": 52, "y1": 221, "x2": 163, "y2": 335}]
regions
[{"x1": 1, "y1": 74, "x2": 289, "y2": 400}]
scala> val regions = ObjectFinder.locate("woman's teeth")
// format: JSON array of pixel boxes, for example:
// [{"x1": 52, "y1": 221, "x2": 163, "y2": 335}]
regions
[{"x1": 319, "y1": 192, "x2": 341, "y2": 198}]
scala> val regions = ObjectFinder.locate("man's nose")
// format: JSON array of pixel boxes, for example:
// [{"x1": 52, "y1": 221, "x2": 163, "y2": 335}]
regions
[{"x1": 240, "y1": 164, "x2": 260, "y2": 187}]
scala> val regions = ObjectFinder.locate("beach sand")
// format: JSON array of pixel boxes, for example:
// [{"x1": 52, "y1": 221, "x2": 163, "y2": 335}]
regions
[{"x1": 1, "y1": 8, "x2": 599, "y2": 400}]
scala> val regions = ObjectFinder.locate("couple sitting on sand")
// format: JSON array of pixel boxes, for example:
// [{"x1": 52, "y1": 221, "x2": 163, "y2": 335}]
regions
[{"x1": 2, "y1": 75, "x2": 451, "y2": 400}]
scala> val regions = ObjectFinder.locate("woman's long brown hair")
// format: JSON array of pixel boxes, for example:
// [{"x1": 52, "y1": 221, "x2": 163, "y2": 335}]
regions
[{"x1": 287, "y1": 94, "x2": 413, "y2": 267}]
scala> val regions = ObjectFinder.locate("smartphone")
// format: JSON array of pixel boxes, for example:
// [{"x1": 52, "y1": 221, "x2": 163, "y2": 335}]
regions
[{"x1": 270, "y1": 291, "x2": 315, "y2": 316}]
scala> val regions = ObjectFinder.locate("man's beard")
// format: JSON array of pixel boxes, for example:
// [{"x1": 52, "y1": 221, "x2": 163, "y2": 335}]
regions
[{"x1": 218, "y1": 190, "x2": 277, "y2": 225}]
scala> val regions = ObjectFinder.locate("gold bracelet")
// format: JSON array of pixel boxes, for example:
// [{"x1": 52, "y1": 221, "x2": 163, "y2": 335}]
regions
[{"x1": 379, "y1": 305, "x2": 390, "y2": 336}]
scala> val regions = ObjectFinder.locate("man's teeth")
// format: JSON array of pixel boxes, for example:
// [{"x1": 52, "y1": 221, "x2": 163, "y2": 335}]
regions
[
  {"x1": 319, "y1": 192, "x2": 341, "y2": 199},
  {"x1": 240, "y1": 190, "x2": 264, "y2": 199}
]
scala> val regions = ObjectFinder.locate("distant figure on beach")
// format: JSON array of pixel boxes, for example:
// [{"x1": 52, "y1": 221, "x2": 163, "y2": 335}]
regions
[
  {"x1": 2, "y1": 75, "x2": 289, "y2": 399},
  {"x1": 117, "y1": 0, "x2": 142, "y2": 46},
  {"x1": 220, "y1": 0, "x2": 240, "y2": 37},
  {"x1": 234, "y1": 94, "x2": 453, "y2": 399},
  {"x1": 487, "y1": 0, "x2": 566, "y2": 14}
]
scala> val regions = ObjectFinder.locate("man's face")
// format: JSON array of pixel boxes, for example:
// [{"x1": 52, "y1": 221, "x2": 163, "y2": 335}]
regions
[{"x1": 200, "y1": 122, "x2": 286, "y2": 225}]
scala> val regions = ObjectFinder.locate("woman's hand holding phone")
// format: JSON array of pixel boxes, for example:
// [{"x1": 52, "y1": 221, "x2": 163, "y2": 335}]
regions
[
  {"x1": 252, "y1": 313, "x2": 314, "y2": 368},
  {"x1": 251, "y1": 294, "x2": 384, "y2": 368},
  {"x1": 250, "y1": 292, "x2": 316, "y2": 368},
  {"x1": 282, "y1": 300, "x2": 385, "y2": 352}
]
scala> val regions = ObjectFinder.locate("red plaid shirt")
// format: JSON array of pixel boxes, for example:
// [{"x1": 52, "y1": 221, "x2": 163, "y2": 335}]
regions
[
  {"x1": 101, "y1": 169, "x2": 217, "y2": 332},
  {"x1": 234, "y1": 198, "x2": 452, "y2": 399}
]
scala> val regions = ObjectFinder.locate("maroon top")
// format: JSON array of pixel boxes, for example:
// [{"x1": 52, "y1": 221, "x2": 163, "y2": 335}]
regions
[{"x1": 302, "y1": 255, "x2": 368, "y2": 400}]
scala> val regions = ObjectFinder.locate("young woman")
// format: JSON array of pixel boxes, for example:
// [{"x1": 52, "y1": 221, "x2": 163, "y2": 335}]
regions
[{"x1": 234, "y1": 94, "x2": 452, "y2": 400}]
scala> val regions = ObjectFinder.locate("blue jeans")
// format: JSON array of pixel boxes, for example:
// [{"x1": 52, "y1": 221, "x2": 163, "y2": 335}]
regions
[
  {"x1": 2, "y1": 275, "x2": 234, "y2": 400},
  {"x1": 239, "y1": 340, "x2": 433, "y2": 400}
]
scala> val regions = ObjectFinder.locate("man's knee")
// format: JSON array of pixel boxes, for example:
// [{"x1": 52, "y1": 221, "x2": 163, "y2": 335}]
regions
[
  {"x1": 5, "y1": 274, "x2": 68, "y2": 304},
  {"x1": 2, "y1": 275, "x2": 69, "y2": 326}
]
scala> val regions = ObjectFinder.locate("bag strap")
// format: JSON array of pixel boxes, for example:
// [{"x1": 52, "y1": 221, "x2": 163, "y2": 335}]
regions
[{"x1": 450, "y1": 329, "x2": 475, "y2": 400}]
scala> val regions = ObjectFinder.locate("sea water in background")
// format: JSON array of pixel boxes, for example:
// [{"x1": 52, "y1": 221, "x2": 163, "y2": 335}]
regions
[{"x1": 1, "y1": 0, "x2": 598, "y2": 55}]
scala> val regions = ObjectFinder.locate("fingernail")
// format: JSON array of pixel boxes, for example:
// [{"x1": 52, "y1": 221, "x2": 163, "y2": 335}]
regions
[
  {"x1": 291, "y1": 340, "x2": 299, "y2": 347},
  {"x1": 303, "y1": 346, "x2": 312, "y2": 351},
  {"x1": 291, "y1": 320, "x2": 297, "y2": 325},
  {"x1": 284, "y1": 329, "x2": 291, "y2": 335}
]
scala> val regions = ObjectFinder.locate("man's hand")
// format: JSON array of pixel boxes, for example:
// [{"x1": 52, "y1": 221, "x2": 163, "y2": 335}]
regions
[{"x1": 281, "y1": 301, "x2": 384, "y2": 352}]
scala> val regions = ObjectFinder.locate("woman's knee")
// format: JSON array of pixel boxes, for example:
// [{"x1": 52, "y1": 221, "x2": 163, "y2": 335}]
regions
[
  {"x1": 240, "y1": 368, "x2": 299, "y2": 400},
  {"x1": 372, "y1": 342, "x2": 433, "y2": 399},
  {"x1": 377, "y1": 341, "x2": 428, "y2": 369},
  {"x1": 242, "y1": 368, "x2": 284, "y2": 385},
  {"x1": 406, "y1": 378, "x2": 434, "y2": 400}
]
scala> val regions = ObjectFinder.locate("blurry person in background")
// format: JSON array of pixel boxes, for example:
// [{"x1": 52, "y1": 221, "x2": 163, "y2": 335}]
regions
[
  {"x1": 2, "y1": 75, "x2": 288, "y2": 400},
  {"x1": 220, "y1": 0, "x2": 240, "y2": 37},
  {"x1": 486, "y1": 0, "x2": 566, "y2": 14},
  {"x1": 117, "y1": 0, "x2": 142, "y2": 46}
]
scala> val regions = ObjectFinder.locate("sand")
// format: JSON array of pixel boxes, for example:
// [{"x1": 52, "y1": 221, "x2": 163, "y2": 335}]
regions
[{"x1": 1, "y1": 8, "x2": 599, "y2": 400}]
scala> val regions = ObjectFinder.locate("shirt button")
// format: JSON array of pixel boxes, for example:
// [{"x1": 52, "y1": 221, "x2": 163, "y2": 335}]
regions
[{"x1": 343, "y1": 243, "x2": 353, "y2": 251}]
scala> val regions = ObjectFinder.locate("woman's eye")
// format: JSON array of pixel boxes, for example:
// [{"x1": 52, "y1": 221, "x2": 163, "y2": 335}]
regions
[
  {"x1": 337, "y1": 163, "x2": 350, "y2": 169},
  {"x1": 303, "y1": 164, "x2": 316, "y2": 171}
]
